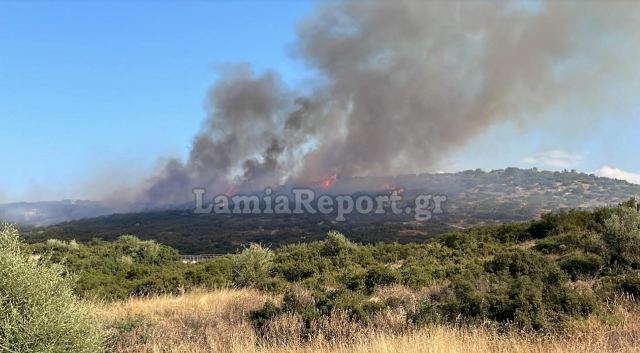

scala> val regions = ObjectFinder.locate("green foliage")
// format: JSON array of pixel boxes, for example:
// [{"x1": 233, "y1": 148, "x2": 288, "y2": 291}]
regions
[
  {"x1": 409, "y1": 300, "x2": 441, "y2": 326},
  {"x1": 488, "y1": 276, "x2": 548, "y2": 330},
  {"x1": 232, "y1": 243, "x2": 275, "y2": 289},
  {"x1": 620, "y1": 198, "x2": 640, "y2": 211},
  {"x1": 249, "y1": 300, "x2": 280, "y2": 332},
  {"x1": 602, "y1": 206, "x2": 640, "y2": 267},
  {"x1": 486, "y1": 249, "x2": 563, "y2": 284},
  {"x1": 611, "y1": 272, "x2": 640, "y2": 298},
  {"x1": 274, "y1": 243, "x2": 321, "y2": 282},
  {"x1": 0, "y1": 224, "x2": 104, "y2": 352},
  {"x1": 114, "y1": 235, "x2": 179, "y2": 265},
  {"x1": 559, "y1": 251, "x2": 604, "y2": 279},
  {"x1": 323, "y1": 290, "x2": 379, "y2": 323},
  {"x1": 364, "y1": 265, "x2": 400, "y2": 293},
  {"x1": 23, "y1": 201, "x2": 640, "y2": 332},
  {"x1": 29, "y1": 235, "x2": 232, "y2": 300},
  {"x1": 320, "y1": 230, "x2": 355, "y2": 257}
]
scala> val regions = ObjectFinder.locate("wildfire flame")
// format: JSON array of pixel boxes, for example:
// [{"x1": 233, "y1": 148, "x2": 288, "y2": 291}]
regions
[
  {"x1": 318, "y1": 171, "x2": 339, "y2": 189},
  {"x1": 224, "y1": 184, "x2": 237, "y2": 197},
  {"x1": 383, "y1": 182, "x2": 404, "y2": 194}
]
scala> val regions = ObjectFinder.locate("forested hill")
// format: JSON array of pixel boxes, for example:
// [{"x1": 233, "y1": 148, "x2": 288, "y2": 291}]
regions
[{"x1": 19, "y1": 168, "x2": 640, "y2": 253}]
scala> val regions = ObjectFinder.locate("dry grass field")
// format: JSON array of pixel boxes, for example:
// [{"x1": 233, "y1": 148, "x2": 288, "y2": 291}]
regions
[{"x1": 100, "y1": 288, "x2": 640, "y2": 353}]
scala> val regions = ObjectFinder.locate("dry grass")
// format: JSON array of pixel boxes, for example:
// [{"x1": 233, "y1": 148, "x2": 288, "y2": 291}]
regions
[
  {"x1": 100, "y1": 289, "x2": 640, "y2": 353},
  {"x1": 101, "y1": 288, "x2": 272, "y2": 352}
]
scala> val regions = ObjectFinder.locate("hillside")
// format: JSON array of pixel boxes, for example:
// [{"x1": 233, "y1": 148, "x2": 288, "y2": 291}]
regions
[
  {"x1": 22, "y1": 168, "x2": 640, "y2": 253},
  {"x1": 21, "y1": 201, "x2": 640, "y2": 337}
]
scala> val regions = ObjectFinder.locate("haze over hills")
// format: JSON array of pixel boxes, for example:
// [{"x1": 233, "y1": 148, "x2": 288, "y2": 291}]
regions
[
  {"x1": 0, "y1": 200, "x2": 116, "y2": 227},
  {"x1": 15, "y1": 168, "x2": 640, "y2": 253}
]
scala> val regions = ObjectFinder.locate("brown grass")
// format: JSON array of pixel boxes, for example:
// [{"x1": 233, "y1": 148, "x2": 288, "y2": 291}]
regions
[{"x1": 100, "y1": 288, "x2": 640, "y2": 353}]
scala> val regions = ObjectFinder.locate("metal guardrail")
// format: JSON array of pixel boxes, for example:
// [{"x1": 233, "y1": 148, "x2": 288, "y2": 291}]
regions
[{"x1": 180, "y1": 254, "x2": 225, "y2": 263}]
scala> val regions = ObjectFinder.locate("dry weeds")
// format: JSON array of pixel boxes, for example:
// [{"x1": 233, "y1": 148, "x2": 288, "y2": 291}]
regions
[{"x1": 100, "y1": 288, "x2": 640, "y2": 353}]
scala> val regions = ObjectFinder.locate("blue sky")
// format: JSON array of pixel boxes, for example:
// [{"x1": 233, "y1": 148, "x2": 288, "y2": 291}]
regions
[
  {"x1": 1, "y1": 1, "x2": 639, "y2": 202},
  {"x1": 0, "y1": 1, "x2": 313, "y2": 202}
]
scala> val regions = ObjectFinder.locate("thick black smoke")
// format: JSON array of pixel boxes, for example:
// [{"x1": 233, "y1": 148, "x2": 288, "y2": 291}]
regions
[{"x1": 142, "y1": 0, "x2": 640, "y2": 205}]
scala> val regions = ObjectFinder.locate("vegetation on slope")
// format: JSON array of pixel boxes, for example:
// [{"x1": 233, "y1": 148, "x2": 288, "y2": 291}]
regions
[
  {"x1": 22, "y1": 168, "x2": 640, "y2": 253},
  {"x1": 25, "y1": 200, "x2": 640, "y2": 333}
]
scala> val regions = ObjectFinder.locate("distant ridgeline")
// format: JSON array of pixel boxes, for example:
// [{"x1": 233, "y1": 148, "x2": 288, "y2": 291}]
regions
[{"x1": 18, "y1": 168, "x2": 640, "y2": 253}]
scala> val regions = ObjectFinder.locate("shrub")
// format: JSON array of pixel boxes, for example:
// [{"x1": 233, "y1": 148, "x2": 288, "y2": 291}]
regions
[
  {"x1": 547, "y1": 285, "x2": 598, "y2": 317},
  {"x1": 365, "y1": 265, "x2": 401, "y2": 293},
  {"x1": 249, "y1": 300, "x2": 281, "y2": 332},
  {"x1": 275, "y1": 244, "x2": 320, "y2": 282},
  {"x1": 602, "y1": 207, "x2": 640, "y2": 267},
  {"x1": 439, "y1": 276, "x2": 487, "y2": 320},
  {"x1": 344, "y1": 270, "x2": 367, "y2": 291},
  {"x1": 45, "y1": 238, "x2": 79, "y2": 251},
  {"x1": 486, "y1": 249, "x2": 563, "y2": 285},
  {"x1": 320, "y1": 231, "x2": 355, "y2": 257},
  {"x1": 313, "y1": 289, "x2": 374, "y2": 323},
  {"x1": 559, "y1": 252, "x2": 604, "y2": 279},
  {"x1": 232, "y1": 243, "x2": 274, "y2": 288},
  {"x1": 115, "y1": 235, "x2": 179, "y2": 265},
  {"x1": 535, "y1": 231, "x2": 606, "y2": 256},
  {"x1": 612, "y1": 272, "x2": 640, "y2": 298},
  {"x1": 487, "y1": 276, "x2": 548, "y2": 330},
  {"x1": 409, "y1": 300, "x2": 441, "y2": 327},
  {"x1": 282, "y1": 285, "x2": 318, "y2": 322},
  {"x1": 0, "y1": 224, "x2": 104, "y2": 352}
]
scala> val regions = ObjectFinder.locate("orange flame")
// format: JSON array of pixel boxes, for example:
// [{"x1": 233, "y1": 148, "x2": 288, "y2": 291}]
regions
[
  {"x1": 318, "y1": 171, "x2": 338, "y2": 189},
  {"x1": 224, "y1": 184, "x2": 237, "y2": 197},
  {"x1": 383, "y1": 182, "x2": 404, "y2": 194}
]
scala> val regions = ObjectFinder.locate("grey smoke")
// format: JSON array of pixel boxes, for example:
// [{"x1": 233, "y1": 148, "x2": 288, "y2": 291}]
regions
[{"x1": 142, "y1": 0, "x2": 640, "y2": 205}]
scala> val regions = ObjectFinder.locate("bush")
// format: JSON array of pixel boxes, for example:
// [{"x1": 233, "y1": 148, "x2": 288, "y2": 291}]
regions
[
  {"x1": 249, "y1": 300, "x2": 281, "y2": 332},
  {"x1": 602, "y1": 207, "x2": 640, "y2": 267},
  {"x1": 275, "y1": 244, "x2": 320, "y2": 282},
  {"x1": 439, "y1": 276, "x2": 487, "y2": 320},
  {"x1": 232, "y1": 243, "x2": 274, "y2": 288},
  {"x1": 486, "y1": 249, "x2": 563, "y2": 285},
  {"x1": 0, "y1": 224, "x2": 104, "y2": 352},
  {"x1": 409, "y1": 300, "x2": 441, "y2": 326},
  {"x1": 612, "y1": 272, "x2": 640, "y2": 298},
  {"x1": 313, "y1": 289, "x2": 376, "y2": 323},
  {"x1": 365, "y1": 265, "x2": 401, "y2": 293},
  {"x1": 559, "y1": 252, "x2": 604, "y2": 279},
  {"x1": 547, "y1": 285, "x2": 598, "y2": 317},
  {"x1": 282, "y1": 286, "x2": 318, "y2": 321},
  {"x1": 115, "y1": 235, "x2": 179, "y2": 265},
  {"x1": 320, "y1": 231, "x2": 355, "y2": 257},
  {"x1": 106, "y1": 314, "x2": 153, "y2": 350},
  {"x1": 534, "y1": 231, "x2": 606, "y2": 256}
]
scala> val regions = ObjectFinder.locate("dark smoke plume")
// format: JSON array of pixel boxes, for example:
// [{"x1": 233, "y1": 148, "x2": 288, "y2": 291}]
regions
[{"x1": 142, "y1": 0, "x2": 640, "y2": 205}]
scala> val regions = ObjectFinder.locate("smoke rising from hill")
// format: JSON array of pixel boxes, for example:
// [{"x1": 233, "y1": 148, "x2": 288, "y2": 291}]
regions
[{"x1": 142, "y1": 0, "x2": 640, "y2": 205}]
